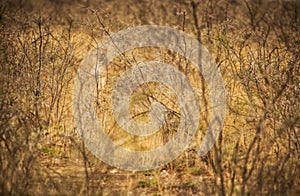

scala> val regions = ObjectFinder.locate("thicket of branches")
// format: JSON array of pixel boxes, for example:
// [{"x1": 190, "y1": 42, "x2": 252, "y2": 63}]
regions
[{"x1": 0, "y1": 0, "x2": 299, "y2": 195}]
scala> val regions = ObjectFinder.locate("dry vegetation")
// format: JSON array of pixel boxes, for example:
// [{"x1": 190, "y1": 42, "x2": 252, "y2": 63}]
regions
[{"x1": 0, "y1": 0, "x2": 299, "y2": 195}]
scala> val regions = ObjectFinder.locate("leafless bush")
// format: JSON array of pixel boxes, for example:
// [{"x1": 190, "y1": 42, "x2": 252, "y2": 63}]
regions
[
  {"x1": 198, "y1": 0, "x2": 300, "y2": 195},
  {"x1": 0, "y1": 4, "x2": 80, "y2": 194}
]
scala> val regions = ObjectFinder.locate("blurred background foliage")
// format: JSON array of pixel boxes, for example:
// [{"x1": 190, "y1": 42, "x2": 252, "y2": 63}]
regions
[{"x1": 0, "y1": 0, "x2": 299, "y2": 195}]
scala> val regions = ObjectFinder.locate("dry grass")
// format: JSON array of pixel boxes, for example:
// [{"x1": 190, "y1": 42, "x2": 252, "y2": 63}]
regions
[{"x1": 0, "y1": 0, "x2": 299, "y2": 195}]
